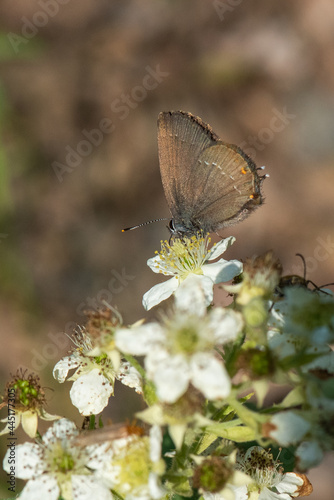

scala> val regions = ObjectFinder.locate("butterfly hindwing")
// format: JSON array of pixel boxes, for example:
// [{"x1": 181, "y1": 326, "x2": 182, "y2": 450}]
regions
[{"x1": 157, "y1": 110, "x2": 264, "y2": 235}]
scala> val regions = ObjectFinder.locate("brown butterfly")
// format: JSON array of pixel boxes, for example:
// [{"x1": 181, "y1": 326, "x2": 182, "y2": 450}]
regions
[{"x1": 123, "y1": 111, "x2": 266, "y2": 237}]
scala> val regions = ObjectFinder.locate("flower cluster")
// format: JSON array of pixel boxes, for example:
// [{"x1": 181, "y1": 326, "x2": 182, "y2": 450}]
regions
[{"x1": 2, "y1": 233, "x2": 333, "y2": 499}]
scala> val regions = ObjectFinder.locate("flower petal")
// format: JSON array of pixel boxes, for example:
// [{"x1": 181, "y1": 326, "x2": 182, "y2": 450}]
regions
[
  {"x1": 72, "y1": 474, "x2": 113, "y2": 500},
  {"x1": 19, "y1": 476, "x2": 60, "y2": 500},
  {"x1": 210, "y1": 308, "x2": 243, "y2": 344},
  {"x1": 276, "y1": 472, "x2": 304, "y2": 496},
  {"x1": 203, "y1": 259, "x2": 242, "y2": 284},
  {"x1": 267, "y1": 330, "x2": 296, "y2": 360},
  {"x1": 3, "y1": 442, "x2": 43, "y2": 479},
  {"x1": 295, "y1": 440, "x2": 324, "y2": 471},
  {"x1": 260, "y1": 486, "x2": 289, "y2": 499},
  {"x1": 149, "y1": 425, "x2": 162, "y2": 462},
  {"x1": 206, "y1": 236, "x2": 236, "y2": 261},
  {"x1": 175, "y1": 274, "x2": 213, "y2": 314},
  {"x1": 148, "y1": 472, "x2": 165, "y2": 499},
  {"x1": 116, "y1": 323, "x2": 165, "y2": 356},
  {"x1": 42, "y1": 418, "x2": 78, "y2": 445},
  {"x1": 203, "y1": 484, "x2": 248, "y2": 500},
  {"x1": 21, "y1": 411, "x2": 38, "y2": 438},
  {"x1": 267, "y1": 411, "x2": 311, "y2": 446},
  {"x1": 146, "y1": 351, "x2": 190, "y2": 403},
  {"x1": 147, "y1": 254, "x2": 170, "y2": 275},
  {"x1": 117, "y1": 361, "x2": 143, "y2": 394},
  {"x1": 143, "y1": 277, "x2": 178, "y2": 310},
  {"x1": 53, "y1": 356, "x2": 80, "y2": 383},
  {"x1": 70, "y1": 370, "x2": 114, "y2": 415},
  {"x1": 0, "y1": 413, "x2": 21, "y2": 436},
  {"x1": 40, "y1": 409, "x2": 61, "y2": 421},
  {"x1": 191, "y1": 353, "x2": 231, "y2": 400}
]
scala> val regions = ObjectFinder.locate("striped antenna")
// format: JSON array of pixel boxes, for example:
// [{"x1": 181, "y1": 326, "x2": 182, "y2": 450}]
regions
[{"x1": 122, "y1": 218, "x2": 170, "y2": 232}]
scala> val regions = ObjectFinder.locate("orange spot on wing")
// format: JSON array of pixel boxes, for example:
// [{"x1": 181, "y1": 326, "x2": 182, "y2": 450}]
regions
[{"x1": 241, "y1": 167, "x2": 247, "y2": 174}]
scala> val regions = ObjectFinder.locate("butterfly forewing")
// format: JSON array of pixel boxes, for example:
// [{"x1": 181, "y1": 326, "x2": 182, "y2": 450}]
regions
[{"x1": 157, "y1": 111, "x2": 220, "y2": 219}]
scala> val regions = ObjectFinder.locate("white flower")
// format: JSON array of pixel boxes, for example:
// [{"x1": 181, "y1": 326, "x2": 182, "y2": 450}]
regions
[
  {"x1": 237, "y1": 446, "x2": 312, "y2": 499},
  {"x1": 203, "y1": 484, "x2": 248, "y2": 500},
  {"x1": 295, "y1": 441, "x2": 324, "y2": 471},
  {"x1": 295, "y1": 440, "x2": 324, "y2": 471},
  {"x1": 195, "y1": 452, "x2": 252, "y2": 500},
  {"x1": 117, "y1": 361, "x2": 143, "y2": 392},
  {"x1": 69, "y1": 368, "x2": 114, "y2": 415},
  {"x1": 92, "y1": 425, "x2": 165, "y2": 499},
  {"x1": 263, "y1": 411, "x2": 311, "y2": 447},
  {"x1": 279, "y1": 287, "x2": 334, "y2": 345},
  {"x1": 53, "y1": 330, "x2": 142, "y2": 415},
  {"x1": 116, "y1": 300, "x2": 243, "y2": 403},
  {"x1": 2, "y1": 419, "x2": 113, "y2": 500},
  {"x1": 143, "y1": 234, "x2": 242, "y2": 310}
]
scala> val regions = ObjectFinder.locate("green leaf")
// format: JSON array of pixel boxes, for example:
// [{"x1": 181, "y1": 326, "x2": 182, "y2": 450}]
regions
[{"x1": 205, "y1": 422, "x2": 256, "y2": 443}]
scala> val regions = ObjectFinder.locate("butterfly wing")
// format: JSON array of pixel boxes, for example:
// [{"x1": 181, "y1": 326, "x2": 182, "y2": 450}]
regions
[
  {"x1": 188, "y1": 143, "x2": 263, "y2": 232},
  {"x1": 157, "y1": 111, "x2": 221, "y2": 221},
  {"x1": 158, "y1": 110, "x2": 264, "y2": 235}
]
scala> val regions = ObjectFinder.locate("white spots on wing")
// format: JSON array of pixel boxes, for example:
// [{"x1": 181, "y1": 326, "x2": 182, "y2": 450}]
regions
[
  {"x1": 212, "y1": 163, "x2": 226, "y2": 175},
  {"x1": 198, "y1": 159, "x2": 202, "y2": 164},
  {"x1": 204, "y1": 161, "x2": 209, "y2": 166},
  {"x1": 229, "y1": 175, "x2": 235, "y2": 180},
  {"x1": 233, "y1": 185, "x2": 241, "y2": 194},
  {"x1": 210, "y1": 162, "x2": 225, "y2": 173}
]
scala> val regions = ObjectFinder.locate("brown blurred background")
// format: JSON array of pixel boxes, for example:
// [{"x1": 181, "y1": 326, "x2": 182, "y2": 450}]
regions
[{"x1": 0, "y1": 0, "x2": 334, "y2": 497}]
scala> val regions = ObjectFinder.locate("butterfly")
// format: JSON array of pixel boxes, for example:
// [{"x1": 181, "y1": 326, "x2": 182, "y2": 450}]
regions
[{"x1": 123, "y1": 110, "x2": 266, "y2": 237}]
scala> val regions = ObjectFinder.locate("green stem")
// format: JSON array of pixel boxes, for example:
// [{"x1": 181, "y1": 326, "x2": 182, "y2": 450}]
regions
[
  {"x1": 123, "y1": 353, "x2": 158, "y2": 405},
  {"x1": 89, "y1": 414, "x2": 95, "y2": 430},
  {"x1": 123, "y1": 353, "x2": 146, "y2": 378}
]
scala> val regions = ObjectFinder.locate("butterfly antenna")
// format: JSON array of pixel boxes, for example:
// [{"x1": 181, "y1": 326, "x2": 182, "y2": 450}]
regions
[{"x1": 122, "y1": 218, "x2": 170, "y2": 232}]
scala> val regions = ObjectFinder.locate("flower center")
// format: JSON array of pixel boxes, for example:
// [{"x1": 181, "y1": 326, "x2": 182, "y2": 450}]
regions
[
  {"x1": 193, "y1": 457, "x2": 233, "y2": 492},
  {"x1": 10, "y1": 373, "x2": 45, "y2": 411},
  {"x1": 155, "y1": 234, "x2": 210, "y2": 279},
  {"x1": 113, "y1": 437, "x2": 152, "y2": 494},
  {"x1": 165, "y1": 315, "x2": 213, "y2": 356},
  {"x1": 237, "y1": 446, "x2": 284, "y2": 491},
  {"x1": 173, "y1": 325, "x2": 200, "y2": 354},
  {"x1": 46, "y1": 442, "x2": 77, "y2": 474}
]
